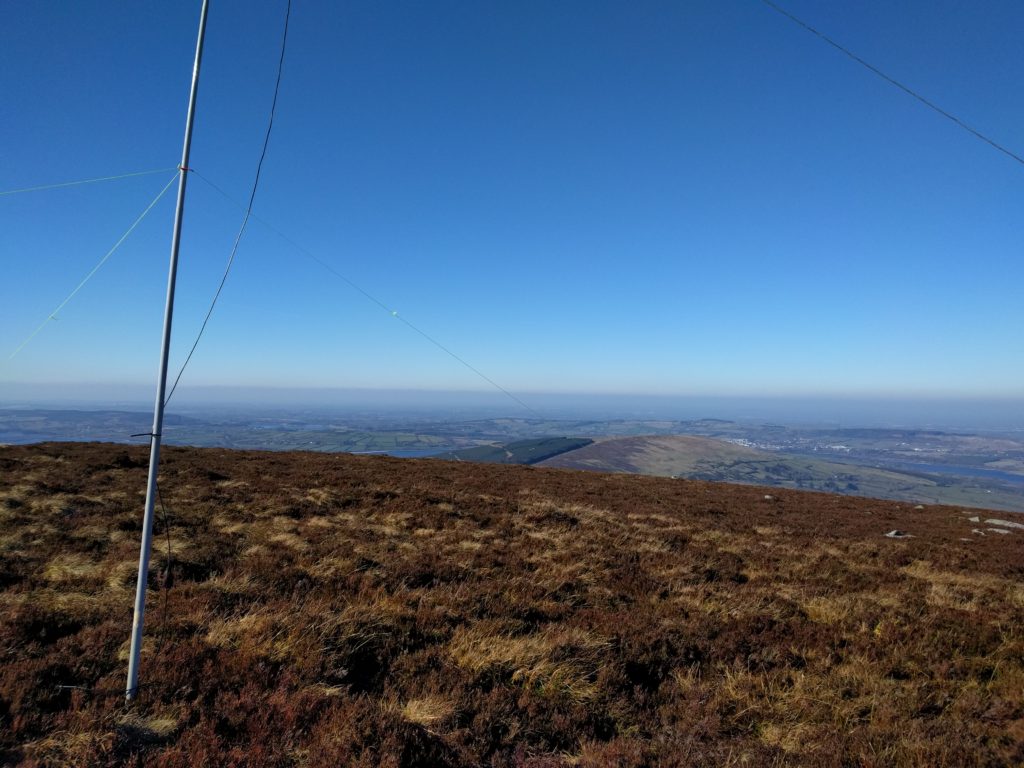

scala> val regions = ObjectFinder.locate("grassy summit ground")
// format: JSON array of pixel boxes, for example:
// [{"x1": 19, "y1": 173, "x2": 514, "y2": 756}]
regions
[{"x1": 1, "y1": 443, "x2": 1022, "y2": 767}]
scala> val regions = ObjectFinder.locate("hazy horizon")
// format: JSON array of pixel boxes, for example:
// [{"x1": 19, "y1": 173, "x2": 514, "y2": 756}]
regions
[{"x1": 3, "y1": 381, "x2": 1023, "y2": 432}]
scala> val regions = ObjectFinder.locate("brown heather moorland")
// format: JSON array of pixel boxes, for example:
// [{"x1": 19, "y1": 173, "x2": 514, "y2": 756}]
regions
[{"x1": 1, "y1": 442, "x2": 1022, "y2": 767}]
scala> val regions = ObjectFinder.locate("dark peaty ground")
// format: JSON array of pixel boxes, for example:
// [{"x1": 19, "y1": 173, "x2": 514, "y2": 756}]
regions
[{"x1": 1, "y1": 442, "x2": 1022, "y2": 767}]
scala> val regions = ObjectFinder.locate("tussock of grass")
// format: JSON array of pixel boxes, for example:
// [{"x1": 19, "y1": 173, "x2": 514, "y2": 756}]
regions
[
  {"x1": 0, "y1": 442, "x2": 1022, "y2": 767},
  {"x1": 401, "y1": 695, "x2": 455, "y2": 727},
  {"x1": 450, "y1": 623, "x2": 607, "y2": 700},
  {"x1": 42, "y1": 554, "x2": 102, "y2": 584}
]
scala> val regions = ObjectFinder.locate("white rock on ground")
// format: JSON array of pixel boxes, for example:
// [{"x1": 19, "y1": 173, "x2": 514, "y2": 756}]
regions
[{"x1": 985, "y1": 519, "x2": 1024, "y2": 530}]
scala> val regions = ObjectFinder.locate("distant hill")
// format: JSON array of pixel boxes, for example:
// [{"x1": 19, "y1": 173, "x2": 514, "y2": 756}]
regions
[
  {"x1": 1, "y1": 442, "x2": 1021, "y2": 765},
  {"x1": 435, "y1": 436, "x2": 593, "y2": 465},
  {"x1": 537, "y1": 435, "x2": 1024, "y2": 512},
  {"x1": 539, "y1": 435, "x2": 762, "y2": 474}
]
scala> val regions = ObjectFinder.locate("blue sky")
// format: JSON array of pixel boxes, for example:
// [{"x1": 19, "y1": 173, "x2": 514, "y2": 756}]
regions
[{"x1": 2, "y1": 0, "x2": 1022, "y2": 405}]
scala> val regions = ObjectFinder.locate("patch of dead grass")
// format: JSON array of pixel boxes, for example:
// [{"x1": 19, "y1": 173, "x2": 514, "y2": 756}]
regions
[
  {"x1": 401, "y1": 696, "x2": 455, "y2": 727},
  {"x1": 449, "y1": 623, "x2": 608, "y2": 701}
]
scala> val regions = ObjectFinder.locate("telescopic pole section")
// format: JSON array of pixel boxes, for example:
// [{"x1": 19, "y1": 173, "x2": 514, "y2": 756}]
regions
[{"x1": 126, "y1": 0, "x2": 209, "y2": 702}]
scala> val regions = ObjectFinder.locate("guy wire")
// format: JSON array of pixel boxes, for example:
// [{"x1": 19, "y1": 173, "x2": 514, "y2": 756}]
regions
[
  {"x1": 0, "y1": 167, "x2": 178, "y2": 197},
  {"x1": 190, "y1": 169, "x2": 540, "y2": 418},
  {"x1": 8, "y1": 173, "x2": 179, "y2": 360},
  {"x1": 759, "y1": 0, "x2": 1024, "y2": 167}
]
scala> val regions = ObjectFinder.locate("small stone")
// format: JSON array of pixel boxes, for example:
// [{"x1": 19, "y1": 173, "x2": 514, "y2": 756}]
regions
[
  {"x1": 913, "y1": 505, "x2": 925, "y2": 510},
  {"x1": 885, "y1": 530, "x2": 912, "y2": 539}
]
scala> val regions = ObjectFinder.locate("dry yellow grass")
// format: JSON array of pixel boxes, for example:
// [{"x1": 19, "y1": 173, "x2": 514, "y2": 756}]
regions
[{"x1": 401, "y1": 696, "x2": 455, "y2": 727}]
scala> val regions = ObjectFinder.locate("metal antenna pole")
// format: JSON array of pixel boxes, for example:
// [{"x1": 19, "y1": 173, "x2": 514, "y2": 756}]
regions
[{"x1": 126, "y1": 0, "x2": 209, "y2": 702}]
